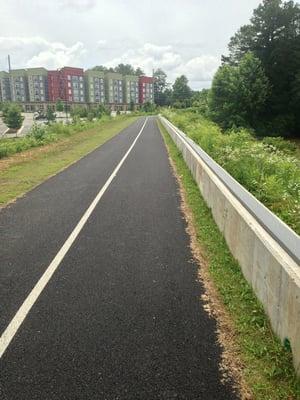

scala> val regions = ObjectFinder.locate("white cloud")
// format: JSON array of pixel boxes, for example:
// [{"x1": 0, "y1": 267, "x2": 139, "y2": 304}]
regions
[
  {"x1": 178, "y1": 55, "x2": 220, "y2": 82},
  {"x1": 0, "y1": 37, "x2": 219, "y2": 89},
  {"x1": 0, "y1": 37, "x2": 86, "y2": 70},
  {"x1": 58, "y1": 0, "x2": 97, "y2": 10},
  {"x1": 97, "y1": 39, "x2": 107, "y2": 49},
  {"x1": 105, "y1": 43, "x2": 219, "y2": 88}
]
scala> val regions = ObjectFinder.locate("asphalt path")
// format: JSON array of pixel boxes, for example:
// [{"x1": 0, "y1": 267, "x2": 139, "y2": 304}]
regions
[{"x1": 0, "y1": 117, "x2": 238, "y2": 399}]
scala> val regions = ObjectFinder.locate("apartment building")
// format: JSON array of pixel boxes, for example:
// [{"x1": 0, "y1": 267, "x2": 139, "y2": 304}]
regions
[
  {"x1": 27, "y1": 67, "x2": 48, "y2": 102},
  {"x1": 139, "y1": 76, "x2": 154, "y2": 104},
  {"x1": 105, "y1": 72, "x2": 123, "y2": 104},
  {"x1": 60, "y1": 67, "x2": 85, "y2": 103},
  {"x1": 10, "y1": 69, "x2": 28, "y2": 102},
  {"x1": 123, "y1": 75, "x2": 139, "y2": 104},
  {"x1": 48, "y1": 70, "x2": 61, "y2": 102},
  {"x1": 85, "y1": 70, "x2": 105, "y2": 103},
  {"x1": 0, "y1": 71, "x2": 11, "y2": 102},
  {"x1": 0, "y1": 64, "x2": 154, "y2": 108}
]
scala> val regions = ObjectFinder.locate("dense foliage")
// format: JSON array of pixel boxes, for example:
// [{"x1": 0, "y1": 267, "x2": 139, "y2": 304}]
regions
[
  {"x1": 70, "y1": 104, "x2": 110, "y2": 120},
  {"x1": 92, "y1": 64, "x2": 144, "y2": 76},
  {"x1": 154, "y1": 1, "x2": 300, "y2": 138},
  {"x1": 220, "y1": 0, "x2": 300, "y2": 137},
  {"x1": 209, "y1": 53, "x2": 270, "y2": 129},
  {"x1": 163, "y1": 109, "x2": 300, "y2": 234}
]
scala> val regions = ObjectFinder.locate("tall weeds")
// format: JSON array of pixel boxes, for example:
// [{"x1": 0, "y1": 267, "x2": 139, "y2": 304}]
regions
[{"x1": 163, "y1": 110, "x2": 300, "y2": 235}]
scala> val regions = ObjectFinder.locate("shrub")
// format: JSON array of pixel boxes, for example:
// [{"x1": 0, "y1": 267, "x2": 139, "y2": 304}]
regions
[
  {"x1": 29, "y1": 124, "x2": 47, "y2": 141},
  {"x1": 2, "y1": 104, "x2": 24, "y2": 130}
]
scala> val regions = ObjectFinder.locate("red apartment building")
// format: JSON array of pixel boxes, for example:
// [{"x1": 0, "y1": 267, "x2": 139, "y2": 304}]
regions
[
  {"x1": 48, "y1": 70, "x2": 60, "y2": 101},
  {"x1": 139, "y1": 76, "x2": 154, "y2": 104},
  {"x1": 47, "y1": 67, "x2": 85, "y2": 103},
  {"x1": 60, "y1": 67, "x2": 85, "y2": 103}
]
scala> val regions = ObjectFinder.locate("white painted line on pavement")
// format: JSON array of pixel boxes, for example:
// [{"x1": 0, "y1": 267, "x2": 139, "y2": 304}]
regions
[{"x1": 0, "y1": 117, "x2": 148, "y2": 358}]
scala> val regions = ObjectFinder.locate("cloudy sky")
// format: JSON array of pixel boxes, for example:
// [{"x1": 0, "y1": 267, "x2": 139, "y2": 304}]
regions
[{"x1": 0, "y1": 0, "x2": 261, "y2": 89}]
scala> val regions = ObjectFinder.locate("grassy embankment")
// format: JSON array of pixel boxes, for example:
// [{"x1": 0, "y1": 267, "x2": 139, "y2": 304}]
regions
[
  {"x1": 162, "y1": 109, "x2": 300, "y2": 236},
  {"x1": 0, "y1": 116, "x2": 137, "y2": 206},
  {"x1": 158, "y1": 119, "x2": 300, "y2": 400}
]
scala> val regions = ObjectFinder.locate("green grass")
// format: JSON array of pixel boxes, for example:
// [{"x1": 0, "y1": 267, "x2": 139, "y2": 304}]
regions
[
  {"x1": 157, "y1": 119, "x2": 300, "y2": 400},
  {"x1": 290, "y1": 139, "x2": 300, "y2": 160},
  {"x1": 162, "y1": 109, "x2": 300, "y2": 235},
  {"x1": 0, "y1": 116, "x2": 137, "y2": 206},
  {"x1": 0, "y1": 116, "x2": 116, "y2": 159}
]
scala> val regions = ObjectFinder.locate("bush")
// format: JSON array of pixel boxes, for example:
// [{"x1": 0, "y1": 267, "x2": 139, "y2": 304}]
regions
[{"x1": 29, "y1": 124, "x2": 47, "y2": 141}]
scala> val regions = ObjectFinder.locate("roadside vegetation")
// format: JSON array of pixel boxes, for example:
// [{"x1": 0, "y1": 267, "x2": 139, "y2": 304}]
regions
[
  {"x1": 0, "y1": 102, "x2": 114, "y2": 160},
  {"x1": 154, "y1": 0, "x2": 300, "y2": 141},
  {"x1": 0, "y1": 116, "x2": 137, "y2": 206},
  {"x1": 158, "y1": 120, "x2": 300, "y2": 400},
  {"x1": 0, "y1": 118, "x2": 107, "y2": 159},
  {"x1": 162, "y1": 109, "x2": 300, "y2": 235}
]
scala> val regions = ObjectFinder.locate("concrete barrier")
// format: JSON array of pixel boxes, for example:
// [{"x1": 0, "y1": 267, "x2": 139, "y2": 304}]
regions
[{"x1": 159, "y1": 115, "x2": 300, "y2": 375}]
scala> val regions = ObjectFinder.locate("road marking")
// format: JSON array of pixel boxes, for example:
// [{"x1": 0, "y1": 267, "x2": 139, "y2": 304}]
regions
[{"x1": 0, "y1": 117, "x2": 148, "y2": 359}]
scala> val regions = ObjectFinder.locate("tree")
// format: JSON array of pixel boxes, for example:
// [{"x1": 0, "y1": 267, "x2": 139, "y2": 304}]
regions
[
  {"x1": 172, "y1": 75, "x2": 192, "y2": 107},
  {"x1": 209, "y1": 65, "x2": 241, "y2": 128},
  {"x1": 209, "y1": 53, "x2": 269, "y2": 129},
  {"x1": 237, "y1": 53, "x2": 270, "y2": 125},
  {"x1": 135, "y1": 67, "x2": 145, "y2": 76},
  {"x1": 92, "y1": 64, "x2": 144, "y2": 76},
  {"x1": 46, "y1": 106, "x2": 56, "y2": 123},
  {"x1": 222, "y1": 0, "x2": 300, "y2": 136},
  {"x1": 163, "y1": 88, "x2": 173, "y2": 106},
  {"x1": 2, "y1": 104, "x2": 24, "y2": 130},
  {"x1": 92, "y1": 65, "x2": 109, "y2": 72},
  {"x1": 153, "y1": 68, "x2": 168, "y2": 106},
  {"x1": 141, "y1": 101, "x2": 156, "y2": 113},
  {"x1": 191, "y1": 89, "x2": 210, "y2": 114},
  {"x1": 115, "y1": 63, "x2": 136, "y2": 75}
]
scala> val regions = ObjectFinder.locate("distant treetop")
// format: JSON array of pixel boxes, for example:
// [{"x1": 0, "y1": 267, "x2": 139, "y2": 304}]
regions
[{"x1": 91, "y1": 64, "x2": 145, "y2": 76}]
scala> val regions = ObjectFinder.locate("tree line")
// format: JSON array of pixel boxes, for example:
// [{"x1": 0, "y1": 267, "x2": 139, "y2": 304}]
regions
[
  {"x1": 91, "y1": 64, "x2": 145, "y2": 76},
  {"x1": 153, "y1": 0, "x2": 300, "y2": 138}
]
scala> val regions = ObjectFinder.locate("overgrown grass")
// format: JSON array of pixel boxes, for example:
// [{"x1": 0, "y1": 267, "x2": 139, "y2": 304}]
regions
[
  {"x1": 162, "y1": 109, "x2": 300, "y2": 235},
  {"x1": 0, "y1": 116, "x2": 137, "y2": 206},
  {"x1": 158, "y1": 119, "x2": 300, "y2": 400}
]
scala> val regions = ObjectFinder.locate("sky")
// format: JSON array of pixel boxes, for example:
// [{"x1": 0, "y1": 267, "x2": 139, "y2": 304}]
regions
[{"x1": 0, "y1": 0, "x2": 262, "y2": 90}]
